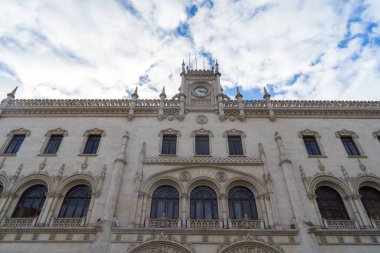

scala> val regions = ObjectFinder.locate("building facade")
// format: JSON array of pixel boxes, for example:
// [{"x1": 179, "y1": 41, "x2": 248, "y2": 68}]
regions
[{"x1": 0, "y1": 62, "x2": 379, "y2": 253}]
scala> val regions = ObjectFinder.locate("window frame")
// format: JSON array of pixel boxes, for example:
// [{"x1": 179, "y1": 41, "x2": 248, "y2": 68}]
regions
[
  {"x1": 159, "y1": 128, "x2": 180, "y2": 155},
  {"x1": 58, "y1": 185, "x2": 92, "y2": 219},
  {"x1": 190, "y1": 186, "x2": 218, "y2": 220},
  {"x1": 298, "y1": 129, "x2": 326, "y2": 157},
  {"x1": 335, "y1": 130, "x2": 365, "y2": 157},
  {"x1": 228, "y1": 186, "x2": 258, "y2": 220},
  {"x1": 192, "y1": 128, "x2": 213, "y2": 156},
  {"x1": 39, "y1": 128, "x2": 68, "y2": 156},
  {"x1": 223, "y1": 129, "x2": 246, "y2": 156},
  {"x1": 79, "y1": 128, "x2": 105, "y2": 156},
  {"x1": 150, "y1": 185, "x2": 179, "y2": 219},
  {"x1": 0, "y1": 128, "x2": 31, "y2": 156},
  {"x1": 315, "y1": 186, "x2": 350, "y2": 220},
  {"x1": 11, "y1": 184, "x2": 48, "y2": 218}
]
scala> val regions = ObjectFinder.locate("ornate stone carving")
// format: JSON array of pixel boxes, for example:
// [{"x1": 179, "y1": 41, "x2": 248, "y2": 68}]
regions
[
  {"x1": 6, "y1": 128, "x2": 31, "y2": 137},
  {"x1": 216, "y1": 171, "x2": 227, "y2": 182},
  {"x1": 39, "y1": 157, "x2": 47, "y2": 171},
  {"x1": 159, "y1": 128, "x2": 181, "y2": 137},
  {"x1": 191, "y1": 128, "x2": 213, "y2": 137},
  {"x1": 223, "y1": 129, "x2": 246, "y2": 138},
  {"x1": 83, "y1": 128, "x2": 105, "y2": 137},
  {"x1": 143, "y1": 156, "x2": 262, "y2": 165},
  {"x1": 298, "y1": 129, "x2": 321, "y2": 138},
  {"x1": 335, "y1": 129, "x2": 358, "y2": 138},
  {"x1": 45, "y1": 128, "x2": 68, "y2": 137},
  {"x1": 196, "y1": 115, "x2": 207, "y2": 125},
  {"x1": 317, "y1": 160, "x2": 326, "y2": 173},
  {"x1": 0, "y1": 157, "x2": 5, "y2": 170},
  {"x1": 179, "y1": 171, "x2": 191, "y2": 182}
]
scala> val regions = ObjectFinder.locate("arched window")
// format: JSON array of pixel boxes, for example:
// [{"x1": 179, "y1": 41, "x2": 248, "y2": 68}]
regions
[
  {"x1": 228, "y1": 186, "x2": 258, "y2": 219},
  {"x1": 58, "y1": 185, "x2": 92, "y2": 218},
  {"x1": 190, "y1": 186, "x2": 218, "y2": 219},
  {"x1": 359, "y1": 186, "x2": 380, "y2": 220},
  {"x1": 316, "y1": 186, "x2": 349, "y2": 220},
  {"x1": 12, "y1": 185, "x2": 47, "y2": 218},
  {"x1": 150, "y1": 185, "x2": 179, "y2": 219}
]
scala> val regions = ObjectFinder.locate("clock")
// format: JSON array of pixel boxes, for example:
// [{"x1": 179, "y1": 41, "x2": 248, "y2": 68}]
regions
[{"x1": 193, "y1": 86, "x2": 208, "y2": 97}]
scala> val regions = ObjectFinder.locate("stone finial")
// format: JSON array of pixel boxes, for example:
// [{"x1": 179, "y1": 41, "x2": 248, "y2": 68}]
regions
[
  {"x1": 132, "y1": 86, "x2": 139, "y2": 99},
  {"x1": 215, "y1": 60, "x2": 220, "y2": 74},
  {"x1": 181, "y1": 60, "x2": 186, "y2": 73},
  {"x1": 263, "y1": 87, "x2": 270, "y2": 100},
  {"x1": 160, "y1": 86, "x2": 166, "y2": 99},
  {"x1": 235, "y1": 87, "x2": 243, "y2": 99},
  {"x1": 7, "y1": 86, "x2": 18, "y2": 99}
]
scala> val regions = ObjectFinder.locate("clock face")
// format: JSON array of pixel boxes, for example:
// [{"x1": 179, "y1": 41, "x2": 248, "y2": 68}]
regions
[{"x1": 193, "y1": 86, "x2": 208, "y2": 97}]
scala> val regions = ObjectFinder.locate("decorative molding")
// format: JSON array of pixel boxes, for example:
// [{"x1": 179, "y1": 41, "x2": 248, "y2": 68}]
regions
[
  {"x1": 223, "y1": 129, "x2": 246, "y2": 138},
  {"x1": 45, "y1": 128, "x2": 68, "y2": 137},
  {"x1": 373, "y1": 129, "x2": 380, "y2": 138},
  {"x1": 298, "y1": 129, "x2": 321, "y2": 138},
  {"x1": 191, "y1": 128, "x2": 213, "y2": 137},
  {"x1": 6, "y1": 128, "x2": 31, "y2": 137},
  {"x1": 159, "y1": 128, "x2": 181, "y2": 137},
  {"x1": 335, "y1": 129, "x2": 359, "y2": 138},
  {"x1": 143, "y1": 156, "x2": 263, "y2": 165},
  {"x1": 83, "y1": 128, "x2": 105, "y2": 137}
]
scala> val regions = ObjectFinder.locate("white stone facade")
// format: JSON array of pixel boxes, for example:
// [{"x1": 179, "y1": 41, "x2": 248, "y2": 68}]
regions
[{"x1": 0, "y1": 64, "x2": 380, "y2": 253}]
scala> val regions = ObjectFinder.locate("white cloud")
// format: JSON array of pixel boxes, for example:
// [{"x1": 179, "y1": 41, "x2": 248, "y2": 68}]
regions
[{"x1": 0, "y1": 0, "x2": 379, "y2": 100}]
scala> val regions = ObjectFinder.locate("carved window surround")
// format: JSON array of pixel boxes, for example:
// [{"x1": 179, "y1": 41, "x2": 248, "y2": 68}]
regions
[
  {"x1": 79, "y1": 128, "x2": 105, "y2": 156},
  {"x1": 298, "y1": 129, "x2": 326, "y2": 158},
  {"x1": 192, "y1": 128, "x2": 213, "y2": 156},
  {"x1": 335, "y1": 130, "x2": 366, "y2": 158},
  {"x1": 39, "y1": 128, "x2": 68, "y2": 155},
  {"x1": 0, "y1": 128, "x2": 31, "y2": 155},
  {"x1": 223, "y1": 129, "x2": 247, "y2": 156},
  {"x1": 158, "y1": 128, "x2": 181, "y2": 155}
]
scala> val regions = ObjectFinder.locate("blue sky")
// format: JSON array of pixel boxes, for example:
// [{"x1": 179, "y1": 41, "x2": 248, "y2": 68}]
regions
[{"x1": 0, "y1": 0, "x2": 380, "y2": 100}]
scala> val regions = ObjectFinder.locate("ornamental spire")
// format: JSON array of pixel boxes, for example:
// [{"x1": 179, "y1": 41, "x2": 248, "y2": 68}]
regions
[
  {"x1": 7, "y1": 86, "x2": 18, "y2": 99},
  {"x1": 132, "y1": 86, "x2": 139, "y2": 99},
  {"x1": 160, "y1": 86, "x2": 166, "y2": 99},
  {"x1": 181, "y1": 60, "x2": 186, "y2": 74},
  {"x1": 263, "y1": 87, "x2": 270, "y2": 100},
  {"x1": 215, "y1": 60, "x2": 219, "y2": 73},
  {"x1": 235, "y1": 86, "x2": 243, "y2": 99}
]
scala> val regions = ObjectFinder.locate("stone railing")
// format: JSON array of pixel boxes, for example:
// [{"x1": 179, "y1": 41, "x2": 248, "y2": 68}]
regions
[
  {"x1": 230, "y1": 219, "x2": 264, "y2": 229},
  {"x1": 146, "y1": 218, "x2": 180, "y2": 228},
  {"x1": 322, "y1": 219, "x2": 358, "y2": 230},
  {"x1": 270, "y1": 100, "x2": 380, "y2": 108},
  {"x1": 190, "y1": 219, "x2": 221, "y2": 229},
  {"x1": 12, "y1": 99, "x2": 131, "y2": 107},
  {"x1": 1, "y1": 217, "x2": 36, "y2": 227},
  {"x1": 51, "y1": 217, "x2": 86, "y2": 227}
]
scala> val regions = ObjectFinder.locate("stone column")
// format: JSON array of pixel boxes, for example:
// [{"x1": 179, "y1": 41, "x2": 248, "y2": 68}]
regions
[
  {"x1": 353, "y1": 196, "x2": 372, "y2": 228},
  {"x1": 181, "y1": 193, "x2": 187, "y2": 227},
  {"x1": 274, "y1": 132, "x2": 319, "y2": 252},
  {"x1": 39, "y1": 192, "x2": 57, "y2": 225},
  {"x1": 219, "y1": 193, "x2": 228, "y2": 228},
  {"x1": 346, "y1": 195, "x2": 364, "y2": 228},
  {"x1": 90, "y1": 132, "x2": 129, "y2": 253},
  {"x1": 0, "y1": 193, "x2": 16, "y2": 219}
]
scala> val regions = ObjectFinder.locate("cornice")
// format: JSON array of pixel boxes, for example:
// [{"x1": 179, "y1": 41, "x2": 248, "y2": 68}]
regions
[{"x1": 1, "y1": 99, "x2": 380, "y2": 119}]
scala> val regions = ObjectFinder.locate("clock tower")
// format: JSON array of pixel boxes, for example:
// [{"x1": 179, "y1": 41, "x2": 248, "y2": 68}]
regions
[{"x1": 177, "y1": 60, "x2": 228, "y2": 113}]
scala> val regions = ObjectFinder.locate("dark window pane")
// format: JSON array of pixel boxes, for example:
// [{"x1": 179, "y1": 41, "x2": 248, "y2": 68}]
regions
[
  {"x1": 83, "y1": 135, "x2": 101, "y2": 154},
  {"x1": 316, "y1": 186, "x2": 349, "y2": 220},
  {"x1": 341, "y1": 136, "x2": 360, "y2": 156},
  {"x1": 161, "y1": 135, "x2": 177, "y2": 155},
  {"x1": 190, "y1": 186, "x2": 218, "y2": 219},
  {"x1": 4, "y1": 135, "x2": 25, "y2": 154},
  {"x1": 44, "y1": 135, "x2": 63, "y2": 154},
  {"x1": 12, "y1": 185, "x2": 47, "y2": 218},
  {"x1": 58, "y1": 185, "x2": 92, "y2": 218},
  {"x1": 303, "y1": 136, "x2": 321, "y2": 156},
  {"x1": 195, "y1": 135, "x2": 209, "y2": 155},
  {"x1": 359, "y1": 186, "x2": 380, "y2": 220},
  {"x1": 228, "y1": 136, "x2": 243, "y2": 155},
  {"x1": 150, "y1": 185, "x2": 179, "y2": 219},
  {"x1": 228, "y1": 186, "x2": 258, "y2": 219},
  {"x1": 0, "y1": 185, "x2": 3, "y2": 194}
]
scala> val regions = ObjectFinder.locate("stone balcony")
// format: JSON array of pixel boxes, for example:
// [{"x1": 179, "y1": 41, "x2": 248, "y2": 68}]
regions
[{"x1": 0, "y1": 217, "x2": 87, "y2": 228}]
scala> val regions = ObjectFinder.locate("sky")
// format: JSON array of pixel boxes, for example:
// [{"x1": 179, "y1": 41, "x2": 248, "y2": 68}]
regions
[{"x1": 0, "y1": 0, "x2": 380, "y2": 100}]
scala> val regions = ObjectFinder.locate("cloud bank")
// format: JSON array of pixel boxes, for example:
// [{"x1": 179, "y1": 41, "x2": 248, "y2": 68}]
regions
[{"x1": 0, "y1": 0, "x2": 379, "y2": 100}]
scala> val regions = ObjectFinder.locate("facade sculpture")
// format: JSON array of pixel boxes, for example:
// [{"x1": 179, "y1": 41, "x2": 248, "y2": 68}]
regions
[{"x1": 0, "y1": 62, "x2": 379, "y2": 253}]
